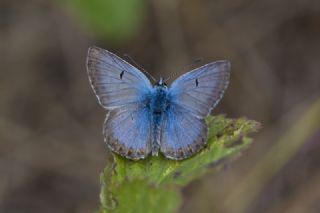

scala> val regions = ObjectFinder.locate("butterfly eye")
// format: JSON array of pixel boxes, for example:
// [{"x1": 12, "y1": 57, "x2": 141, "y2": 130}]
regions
[{"x1": 155, "y1": 82, "x2": 165, "y2": 87}]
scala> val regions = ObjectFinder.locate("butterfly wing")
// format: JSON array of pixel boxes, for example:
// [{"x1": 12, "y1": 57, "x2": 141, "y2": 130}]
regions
[
  {"x1": 104, "y1": 104, "x2": 152, "y2": 160},
  {"x1": 160, "y1": 105, "x2": 207, "y2": 160},
  {"x1": 160, "y1": 61, "x2": 230, "y2": 159},
  {"x1": 169, "y1": 60, "x2": 230, "y2": 118},
  {"x1": 86, "y1": 46, "x2": 152, "y2": 109},
  {"x1": 86, "y1": 46, "x2": 153, "y2": 159}
]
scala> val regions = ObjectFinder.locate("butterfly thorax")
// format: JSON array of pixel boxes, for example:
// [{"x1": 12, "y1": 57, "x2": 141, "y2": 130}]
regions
[
  {"x1": 150, "y1": 85, "x2": 169, "y2": 116},
  {"x1": 149, "y1": 85, "x2": 169, "y2": 155},
  {"x1": 153, "y1": 78, "x2": 168, "y2": 105}
]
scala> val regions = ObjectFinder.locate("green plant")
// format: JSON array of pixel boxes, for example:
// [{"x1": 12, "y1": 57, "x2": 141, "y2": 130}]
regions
[
  {"x1": 61, "y1": 0, "x2": 147, "y2": 43},
  {"x1": 99, "y1": 115, "x2": 260, "y2": 213}
]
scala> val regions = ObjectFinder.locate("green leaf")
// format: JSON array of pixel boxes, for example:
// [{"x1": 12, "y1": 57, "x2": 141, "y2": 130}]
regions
[
  {"x1": 100, "y1": 162, "x2": 181, "y2": 213},
  {"x1": 61, "y1": 0, "x2": 147, "y2": 43},
  {"x1": 99, "y1": 115, "x2": 260, "y2": 213}
]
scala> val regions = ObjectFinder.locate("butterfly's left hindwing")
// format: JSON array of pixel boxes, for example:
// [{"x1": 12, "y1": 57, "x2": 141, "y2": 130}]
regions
[{"x1": 104, "y1": 104, "x2": 152, "y2": 160}]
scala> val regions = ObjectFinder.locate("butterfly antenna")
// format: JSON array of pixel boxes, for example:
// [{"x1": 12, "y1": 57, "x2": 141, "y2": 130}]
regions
[
  {"x1": 164, "y1": 58, "x2": 203, "y2": 83},
  {"x1": 124, "y1": 54, "x2": 157, "y2": 83}
]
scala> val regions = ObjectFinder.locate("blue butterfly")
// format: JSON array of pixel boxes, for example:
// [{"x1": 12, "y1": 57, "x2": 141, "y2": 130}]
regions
[{"x1": 86, "y1": 46, "x2": 230, "y2": 160}]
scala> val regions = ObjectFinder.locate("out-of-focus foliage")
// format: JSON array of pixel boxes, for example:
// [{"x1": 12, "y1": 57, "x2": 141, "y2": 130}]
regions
[
  {"x1": 224, "y1": 99, "x2": 320, "y2": 213},
  {"x1": 99, "y1": 115, "x2": 260, "y2": 213},
  {"x1": 61, "y1": 0, "x2": 147, "y2": 42}
]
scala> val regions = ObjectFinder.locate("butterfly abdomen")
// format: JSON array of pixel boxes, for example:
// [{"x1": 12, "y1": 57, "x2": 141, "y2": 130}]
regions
[{"x1": 149, "y1": 86, "x2": 169, "y2": 156}]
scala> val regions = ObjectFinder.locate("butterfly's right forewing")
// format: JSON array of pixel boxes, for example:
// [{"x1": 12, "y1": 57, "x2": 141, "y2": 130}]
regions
[{"x1": 169, "y1": 61, "x2": 230, "y2": 118}]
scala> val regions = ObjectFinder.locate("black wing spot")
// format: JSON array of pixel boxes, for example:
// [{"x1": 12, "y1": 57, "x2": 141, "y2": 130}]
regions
[
  {"x1": 120, "y1": 71, "x2": 124, "y2": 79},
  {"x1": 195, "y1": 78, "x2": 199, "y2": 87}
]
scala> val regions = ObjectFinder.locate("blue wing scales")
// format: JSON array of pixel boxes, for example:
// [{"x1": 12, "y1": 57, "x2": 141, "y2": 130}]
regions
[
  {"x1": 160, "y1": 61, "x2": 230, "y2": 159},
  {"x1": 104, "y1": 104, "x2": 152, "y2": 159},
  {"x1": 169, "y1": 61, "x2": 230, "y2": 118},
  {"x1": 87, "y1": 46, "x2": 152, "y2": 109},
  {"x1": 160, "y1": 105, "x2": 207, "y2": 160},
  {"x1": 86, "y1": 46, "x2": 153, "y2": 159}
]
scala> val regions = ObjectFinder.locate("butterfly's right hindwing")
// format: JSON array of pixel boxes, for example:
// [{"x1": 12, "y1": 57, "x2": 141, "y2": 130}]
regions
[{"x1": 160, "y1": 104, "x2": 207, "y2": 160}]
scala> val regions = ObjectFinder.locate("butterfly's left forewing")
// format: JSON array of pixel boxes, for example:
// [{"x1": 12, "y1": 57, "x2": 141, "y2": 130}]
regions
[
  {"x1": 87, "y1": 46, "x2": 152, "y2": 109},
  {"x1": 160, "y1": 61, "x2": 230, "y2": 159}
]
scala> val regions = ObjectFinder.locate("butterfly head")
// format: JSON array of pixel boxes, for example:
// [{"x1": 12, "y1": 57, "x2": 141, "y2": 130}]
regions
[{"x1": 155, "y1": 77, "x2": 168, "y2": 88}]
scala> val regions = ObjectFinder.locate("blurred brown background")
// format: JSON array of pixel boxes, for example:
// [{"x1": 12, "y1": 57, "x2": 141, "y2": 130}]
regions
[{"x1": 1, "y1": 0, "x2": 320, "y2": 212}]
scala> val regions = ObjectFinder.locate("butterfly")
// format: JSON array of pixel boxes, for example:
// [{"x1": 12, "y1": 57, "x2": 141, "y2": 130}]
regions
[{"x1": 86, "y1": 46, "x2": 230, "y2": 160}]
